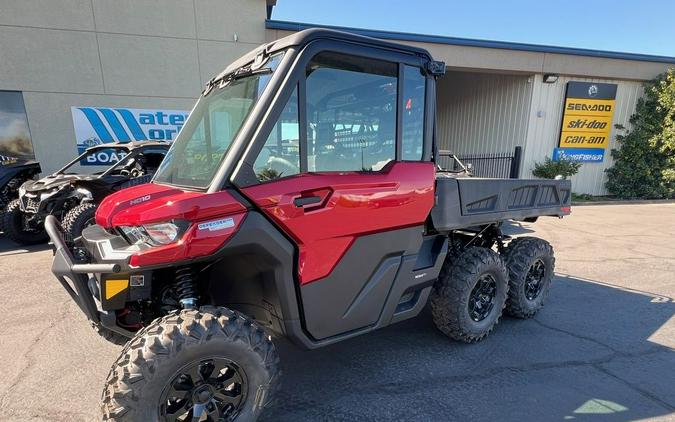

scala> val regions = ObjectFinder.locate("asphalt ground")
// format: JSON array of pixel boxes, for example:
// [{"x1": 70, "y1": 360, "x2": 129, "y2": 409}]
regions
[{"x1": 0, "y1": 203, "x2": 673, "y2": 421}]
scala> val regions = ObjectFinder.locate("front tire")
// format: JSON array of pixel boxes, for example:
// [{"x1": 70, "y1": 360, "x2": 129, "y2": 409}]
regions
[
  {"x1": 62, "y1": 203, "x2": 97, "y2": 240},
  {"x1": 503, "y1": 237, "x2": 555, "y2": 318},
  {"x1": 1, "y1": 199, "x2": 48, "y2": 245},
  {"x1": 430, "y1": 247, "x2": 509, "y2": 343},
  {"x1": 101, "y1": 307, "x2": 280, "y2": 421}
]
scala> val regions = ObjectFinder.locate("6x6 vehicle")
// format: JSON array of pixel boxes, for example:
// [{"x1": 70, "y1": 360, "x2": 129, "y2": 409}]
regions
[
  {"x1": 45, "y1": 29, "x2": 571, "y2": 421},
  {"x1": 5, "y1": 142, "x2": 168, "y2": 244}
]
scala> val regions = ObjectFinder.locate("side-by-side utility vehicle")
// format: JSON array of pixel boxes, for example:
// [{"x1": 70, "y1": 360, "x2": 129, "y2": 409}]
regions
[
  {"x1": 45, "y1": 29, "x2": 571, "y2": 421},
  {"x1": 5, "y1": 142, "x2": 168, "y2": 244},
  {"x1": 0, "y1": 154, "x2": 41, "y2": 227}
]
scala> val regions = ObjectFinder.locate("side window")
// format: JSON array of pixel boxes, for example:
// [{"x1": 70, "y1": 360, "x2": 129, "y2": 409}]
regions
[
  {"x1": 306, "y1": 52, "x2": 397, "y2": 172},
  {"x1": 402, "y1": 65, "x2": 426, "y2": 160},
  {"x1": 253, "y1": 86, "x2": 300, "y2": 182}
]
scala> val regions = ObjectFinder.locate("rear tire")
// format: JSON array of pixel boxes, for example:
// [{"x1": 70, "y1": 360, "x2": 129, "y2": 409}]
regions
[
  {"x1": 101, "y1": 306, "x2": 280, "y2": 421},
  {"x1": 62, "y1": 203, "x2": 97, "y2": 240},
  {"x1": 430, "y1": 247, "x2": 509, "y2": 343},
  {"x1": 503, "y1": 237, "x2": 555, "y2": 318},
  {"x1": 1, "y1": 199, "x2": 48, "y2": 245}
]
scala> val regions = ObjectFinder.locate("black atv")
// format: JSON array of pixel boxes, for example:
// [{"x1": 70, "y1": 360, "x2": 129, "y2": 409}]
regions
[
  {"x1": 0, "y1": 155, "x2": 41, "y2": 229},
  {"x1": 3, "y1": 142, "x2": 169, "y2": 245}
]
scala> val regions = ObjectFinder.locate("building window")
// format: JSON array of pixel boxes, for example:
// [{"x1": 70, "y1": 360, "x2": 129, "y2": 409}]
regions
[
  {"x1": 305, "y1": 52, "x2": 397, "y2": 172},
  {"x1": 0, "y1": 91, "x2": 34, "y2": 161},
  {"x1": 401, "y1": 65, "x2": 426, "y2": 160},
  {"x1": 253, "y1": 86, "x2": 300, "y2": 182}
]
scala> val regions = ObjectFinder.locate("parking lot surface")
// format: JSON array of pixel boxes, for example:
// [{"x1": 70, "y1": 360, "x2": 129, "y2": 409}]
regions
[{"x1": 0, "y1": 203, "x2": 673, "y2": 421}]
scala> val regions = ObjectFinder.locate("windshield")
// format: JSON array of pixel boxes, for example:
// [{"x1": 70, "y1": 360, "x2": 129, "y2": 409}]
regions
[
  {"x1": 59, "y1": 147, "x2": 131, "y2": 175},
  {"x1": 153, "y1": 53, "x2": 283, "y2": 188}
]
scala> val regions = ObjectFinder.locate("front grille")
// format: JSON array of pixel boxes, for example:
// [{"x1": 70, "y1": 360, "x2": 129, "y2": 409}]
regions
[{"x1": 21, "y1": 196, "x2": 40, "y2": 213}]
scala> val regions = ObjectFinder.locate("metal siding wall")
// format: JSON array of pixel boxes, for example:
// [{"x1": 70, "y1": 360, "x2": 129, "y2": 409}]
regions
[
  {"x1": 0, "y1": 0, "x2": 269, "y2": 175},
  {"x1": 436, "y1": 71, "x2": 533, "y2": 155},
  {"x1": 522, "y1": 75, "x2": 643, "y2": 195}
]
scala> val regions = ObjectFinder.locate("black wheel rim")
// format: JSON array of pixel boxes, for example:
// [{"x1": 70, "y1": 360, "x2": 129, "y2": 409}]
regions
[
  {"x1": 468, "y1": 274, "x2": 497, "y2": 322},
  {"x1": 19, "y1": 213, "x2": 41, "y2": 234},
  {"x1": 525, "y1": 259, "x2": 546, "y2": 301},
  {"x1": 159, "y1": 357, "x2": 247, "y2": 422}
]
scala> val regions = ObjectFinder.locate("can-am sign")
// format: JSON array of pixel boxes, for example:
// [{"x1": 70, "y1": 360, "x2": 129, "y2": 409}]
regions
[{"x1": 71, "y1": 107, "x2": 189, "y2": 164}]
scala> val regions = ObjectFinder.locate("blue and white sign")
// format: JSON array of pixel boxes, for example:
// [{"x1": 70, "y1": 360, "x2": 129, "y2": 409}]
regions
[
  {"x1": 71, "y1": 107, "x2": 189, "y2": 164},
  {"x1": 552, "y1": 147, "x2": 605, "y2": 163}
]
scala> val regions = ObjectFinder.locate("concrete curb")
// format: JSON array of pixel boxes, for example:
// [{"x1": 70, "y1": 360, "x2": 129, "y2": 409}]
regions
[{"x1": 572, "y1": 199, "x2": 675, "y2": 206}]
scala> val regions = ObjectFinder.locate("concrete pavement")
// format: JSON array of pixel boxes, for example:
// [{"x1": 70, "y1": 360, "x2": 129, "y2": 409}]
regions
[{"x1": 0, "y1": 203, "x2": 673, "y2": 421}]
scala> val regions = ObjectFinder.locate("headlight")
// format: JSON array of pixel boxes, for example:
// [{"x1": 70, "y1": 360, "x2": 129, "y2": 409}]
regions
[
  {"x1": 119, "y1": 221, "x2": 189, "y2": 247},
  {"x1": 74, "y1": 187, "x2": 93, "y2": 202}
]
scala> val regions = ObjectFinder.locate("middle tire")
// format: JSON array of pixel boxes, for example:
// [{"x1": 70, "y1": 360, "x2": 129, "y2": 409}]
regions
[
  {"x1": 101, "y1": 306, "x2": 280, "y2": 422},
  {"x1": 430, "y1": 246, "x2": 509, "y2": 343}
]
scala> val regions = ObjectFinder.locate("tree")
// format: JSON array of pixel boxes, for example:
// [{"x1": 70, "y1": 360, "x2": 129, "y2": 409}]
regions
[
  {"x1": 605, "y1": 69, "x2": 675, "y2": 199},
  {"x1": 532, "y1": 157, "x2": 581, "y2": 179}
]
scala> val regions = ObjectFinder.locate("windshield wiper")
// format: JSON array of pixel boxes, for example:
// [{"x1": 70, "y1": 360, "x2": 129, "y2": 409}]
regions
[{"x1": 203, "y1": 66, "x2": 273, "y2": 96}]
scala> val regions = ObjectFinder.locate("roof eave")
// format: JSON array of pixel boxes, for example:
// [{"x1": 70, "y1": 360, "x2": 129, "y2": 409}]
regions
[{"x1": 266, "y1": 19, "x2": 675, "y2": 65}]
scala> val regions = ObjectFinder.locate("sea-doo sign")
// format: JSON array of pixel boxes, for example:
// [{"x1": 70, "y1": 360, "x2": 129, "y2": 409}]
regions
[
  {"x1": 557, "y1": 82, "x2": 617, "y2": 157},
  {"x1": 71, "y1": 107, "x2": 189, "y2": 165}
]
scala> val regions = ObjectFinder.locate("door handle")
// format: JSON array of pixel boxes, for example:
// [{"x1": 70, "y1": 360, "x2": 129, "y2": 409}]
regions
[{"x1": 293, "y1": 195, "x2": 322, "y2": 207}]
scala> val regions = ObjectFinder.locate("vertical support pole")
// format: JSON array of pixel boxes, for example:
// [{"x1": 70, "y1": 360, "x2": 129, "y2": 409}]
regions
[{"x1": 510, "y1": 146, "x2": 523, "y2": 179}]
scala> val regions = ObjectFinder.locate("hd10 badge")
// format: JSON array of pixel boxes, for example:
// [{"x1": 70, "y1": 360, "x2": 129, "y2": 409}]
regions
[{"x1": 557, "y1": 82, "x2": 617, "y2": 157}]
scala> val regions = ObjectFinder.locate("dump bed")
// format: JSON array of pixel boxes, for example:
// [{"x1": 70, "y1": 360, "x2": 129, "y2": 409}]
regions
[{"x1": 431, "y1": 174, "x2": 572, "y2": 232}]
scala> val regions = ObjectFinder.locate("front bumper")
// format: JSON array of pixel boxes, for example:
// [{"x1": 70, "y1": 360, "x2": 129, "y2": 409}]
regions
[{"x1": 45, "y1": 215, "x2": 135, "y2": 337}]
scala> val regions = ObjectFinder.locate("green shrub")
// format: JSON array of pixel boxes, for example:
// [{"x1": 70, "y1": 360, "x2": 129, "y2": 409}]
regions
[
  {"x1": 571, "y1": 192, "x2": 594, "y2": 201},
  {"x1": 532, "y1": 157, "x2": 581, "y2": 179},
  {"x1": 605, "y1": 69, "x2": 675, "y2": 199}
]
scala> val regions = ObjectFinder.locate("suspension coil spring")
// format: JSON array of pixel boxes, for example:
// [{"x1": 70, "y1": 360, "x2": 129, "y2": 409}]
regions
[{"x1": 175, "y1": 266, "x2": 198, "y2": 309}]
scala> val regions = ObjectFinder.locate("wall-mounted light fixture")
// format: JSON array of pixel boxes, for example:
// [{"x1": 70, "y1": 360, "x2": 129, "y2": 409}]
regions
[{"x1": 543, "y1": 74, "x2": 559, "y2": 83}]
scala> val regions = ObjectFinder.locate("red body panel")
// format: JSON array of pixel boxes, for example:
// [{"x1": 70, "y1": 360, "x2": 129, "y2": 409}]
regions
[
  {"x1": 241, "y1": 162, "x2": 436, "y2": 284},
  {"x1": 95, "y1": 183, "x2": 247, "y2": 267},
  {"x1": 96, "y1": 184, "x2": 245, "y2": 228}
]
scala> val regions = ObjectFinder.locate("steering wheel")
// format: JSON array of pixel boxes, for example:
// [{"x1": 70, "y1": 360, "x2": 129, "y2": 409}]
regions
[{"x1": 267, "y1": 156, "x2": 299, "y2": 175}]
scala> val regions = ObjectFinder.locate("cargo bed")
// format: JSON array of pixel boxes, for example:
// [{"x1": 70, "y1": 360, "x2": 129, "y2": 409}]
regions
[{"x1": 431, "y1": 174, "x2": 572, "y2": 232}]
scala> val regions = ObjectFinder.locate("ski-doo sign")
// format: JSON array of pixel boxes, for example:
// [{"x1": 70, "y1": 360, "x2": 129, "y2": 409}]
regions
[{"x1": 71, "y1": 107, "x2": 189, "y2": 165}]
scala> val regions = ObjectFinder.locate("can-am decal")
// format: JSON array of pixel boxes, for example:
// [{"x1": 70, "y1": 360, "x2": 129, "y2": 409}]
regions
[
  {"x1": 198, "y1": 218, "x2": 235, "y2": 232},
  {"x1": 71, "y1": 107, "x2": 189, "y2": 165}
]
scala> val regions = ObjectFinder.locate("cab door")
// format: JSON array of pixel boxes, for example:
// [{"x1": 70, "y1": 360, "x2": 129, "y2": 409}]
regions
[{"x1": 240, "y1": 50, "x2": 434, "y2": 340}]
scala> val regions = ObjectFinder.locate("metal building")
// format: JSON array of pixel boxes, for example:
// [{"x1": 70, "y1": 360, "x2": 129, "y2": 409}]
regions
[{"x1": 1, "y1": 1, "x2": 673, "y2": 195}]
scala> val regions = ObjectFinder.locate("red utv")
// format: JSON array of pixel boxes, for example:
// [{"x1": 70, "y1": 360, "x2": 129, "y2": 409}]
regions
[{"x1": 45, "y1": 29, "x2": 570, "y2": 421}]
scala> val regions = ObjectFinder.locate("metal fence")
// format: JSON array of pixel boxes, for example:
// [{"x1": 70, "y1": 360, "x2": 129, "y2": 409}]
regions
[{"x1": 438, "y1": 146, "x2": 522, "y2": 179}]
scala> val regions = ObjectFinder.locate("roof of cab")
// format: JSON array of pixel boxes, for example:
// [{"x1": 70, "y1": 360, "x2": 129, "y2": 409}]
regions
[{"x1": 219, "y1": 28, "x2": 434, "y2": 79}]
